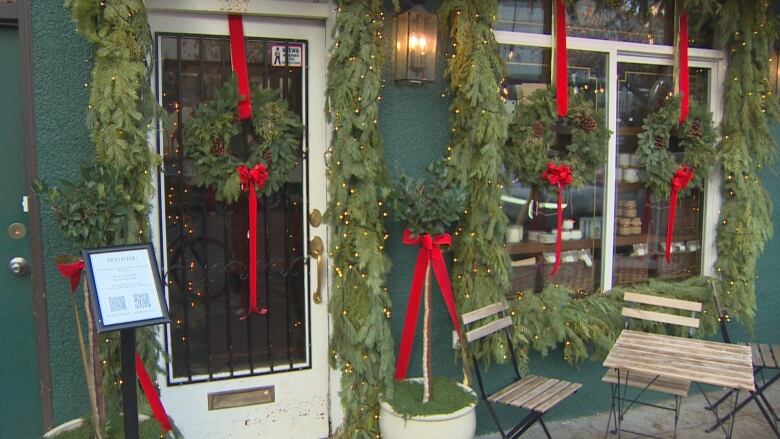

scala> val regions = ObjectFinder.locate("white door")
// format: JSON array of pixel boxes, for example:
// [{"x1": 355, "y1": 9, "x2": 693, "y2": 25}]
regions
[{"x1": 149, "y1": 11, "x2": 330, "y2": 438}]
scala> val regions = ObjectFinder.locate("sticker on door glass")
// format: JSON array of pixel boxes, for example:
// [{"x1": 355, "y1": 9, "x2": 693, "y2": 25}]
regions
[{"x1": 271, "y1": 44, "x2": 303, "y2": 67}]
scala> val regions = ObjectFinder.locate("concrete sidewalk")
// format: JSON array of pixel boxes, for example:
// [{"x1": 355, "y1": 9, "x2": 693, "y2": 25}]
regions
[{"x1": 478, "y1": 383, "x2": 779, "y2": 438}]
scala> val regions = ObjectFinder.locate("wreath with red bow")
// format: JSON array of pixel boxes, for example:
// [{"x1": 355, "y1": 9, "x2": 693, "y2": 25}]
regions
[
  {"x1": 636, "y1": 96, "x2": 717, "y2": 197},
  {"x1": 184, "y1": 78, "x2": 303, "y2": 203},
  {"x1": 505, "y1": 87, "x2": 610, "y2": 187}
]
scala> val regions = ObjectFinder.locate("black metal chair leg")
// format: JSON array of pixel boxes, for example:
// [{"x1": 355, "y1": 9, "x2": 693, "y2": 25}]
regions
[
  {"x1": 752, "y1": 395, "x2": 780, "y2": 438},
  {"x1": 539, "y1": 418, "x2": 552, "y2": 439}
]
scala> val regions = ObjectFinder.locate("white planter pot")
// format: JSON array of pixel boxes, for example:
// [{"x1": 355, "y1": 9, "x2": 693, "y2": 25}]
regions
[{"x1": 379, "y1": 382, "x2": 477, "y2": 439}]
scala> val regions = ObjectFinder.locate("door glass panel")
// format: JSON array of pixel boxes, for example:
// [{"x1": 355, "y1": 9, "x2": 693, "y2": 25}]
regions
[
  {"x1": 502, "y1": 46, "x2": 608, "y2": 296},
  {"x1": 612, "y1": 63, "x2": 709, "y2": 287},
  {"x1": 159, "y1": 34, "x2": 308, "y2": 383},
  {"x1": 497, "y1": 0, "x2": 713, "y2": 48}
]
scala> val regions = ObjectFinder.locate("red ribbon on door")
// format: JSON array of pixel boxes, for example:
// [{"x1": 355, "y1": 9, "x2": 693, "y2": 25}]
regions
[
  {"x1": 678, "y1": 12, "x2": 689, "y2": 124},
  {"x1": 554, "y1": 0, "x2": 568, "y2": 117},
  {"x1": 228, "y1": 14, "x2": 252, "y2": 120},
  {"x1": 541, "y1": 162, "x2": 573, "y2": 277},
  {"x1": 394, "y1": 229, "x2": 462, "y2": 380},
  {"x1": 666, "y1": 166, "x2": 694, "y2": 262},
  {"x1": 238, "y1": 164, "x2": 269, "y2": 316}
]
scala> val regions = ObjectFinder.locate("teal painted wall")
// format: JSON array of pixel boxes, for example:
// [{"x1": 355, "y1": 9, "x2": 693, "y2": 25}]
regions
[
  {"x1": 31, "y1": 0, "x2": 92, "y2": 424},
  {"x1": 378, "y1": 2, "x2": 780, "y2": 435}
]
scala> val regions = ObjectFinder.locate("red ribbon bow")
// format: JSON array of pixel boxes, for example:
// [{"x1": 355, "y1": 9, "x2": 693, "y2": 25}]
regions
[
  {"x1": 666, "y1": 166, "x2": 694, "y2": 262},
  {"x1": 238, "y1": 164, "x2": 269, "y2": 317},
  {"x1": 541, "y1": 162, "x2": 573, "y2": 276},
  {"x1": 56, "y1": 259, "x2": 85, "y2": 293},
  {"x1": 394, "y1": 229, "x2": 462, "y2": 380}
]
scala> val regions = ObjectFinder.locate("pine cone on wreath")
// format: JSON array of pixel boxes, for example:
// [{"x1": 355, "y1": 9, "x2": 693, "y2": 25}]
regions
[
  {"x1": 263, "y1": 148, "x2": 273, "y2": 166},
  {"x1": 211, "y1": 137, "x2": 226, "y2": 157},
  {"x1": 579, "y1": 115, "x2": 597, "y2": 133},
  {"x1": 690, "y1": 119, "x2": 703, "y2": 138},
  {"x1": 532, "y1": 120, "x2": 545, "y2": 138},
  {"x1": 654, "y1": 135, "x2": 667, "y2": 149}
]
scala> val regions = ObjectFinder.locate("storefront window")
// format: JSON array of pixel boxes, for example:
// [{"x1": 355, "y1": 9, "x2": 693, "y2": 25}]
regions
[
  {"x1": 612, "y1": 63, "x2": 709, "y2": 286},
  {"x1": 502, "y1": 47, "x2": 608, "y2": 295}
]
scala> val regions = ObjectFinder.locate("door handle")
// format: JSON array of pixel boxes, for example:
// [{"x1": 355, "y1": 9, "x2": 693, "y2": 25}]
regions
[
  {"x1": 308, "y1": 236, "x2": 324, "y2": 304},
  {"x1": 8, "y1": 257, "x2": 29, "y2": 276}
]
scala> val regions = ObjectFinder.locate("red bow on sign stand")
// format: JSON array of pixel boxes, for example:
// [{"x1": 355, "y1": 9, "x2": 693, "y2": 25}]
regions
[
  {"x1": 238, "y1": 164, "x2": 269, "y2": 316},
  {"x1": 394, "y1": 229, "x2": 462, "y2": 380},
  {"x1": 666, "y1": 165, "x2": 694, "y2": 262},
  {"x1": 541, "y1": 162, "x2": 573, "y2": 276}
]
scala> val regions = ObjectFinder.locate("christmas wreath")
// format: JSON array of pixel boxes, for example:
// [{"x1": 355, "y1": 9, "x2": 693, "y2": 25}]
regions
[
  {"x1": 636, "y1": 95, "x2": 717, "y2": 197},
  {"x1": 505, "y1": 87, "x2": 610, "y2": 187},
  {"x1": 184, "y1": 78, "x2": 303, "y2": 203}
]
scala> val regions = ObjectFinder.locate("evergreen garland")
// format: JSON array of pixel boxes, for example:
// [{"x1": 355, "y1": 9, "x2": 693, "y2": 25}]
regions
[
  {"x1": 713, "y1": 0, "x2": 779, "y2": 327},
  {"x1": 439, "y1": 0, "x2": 512, "y2": 364},
  {"x1": 325, "y1": 2, "x2": 394, "y2": 437},
  {"x1": 35, "y1": 1, "x2": 173, "y2": 437},
  {"x1": 505, "y1": 87, "x2": 611, "y2": 187},
  {"x1": 636, "y1": 96, "x2": 718, "y2": 197},
  {"x1": 184, "y1": 79, "x2": 302, "y2": 202}
]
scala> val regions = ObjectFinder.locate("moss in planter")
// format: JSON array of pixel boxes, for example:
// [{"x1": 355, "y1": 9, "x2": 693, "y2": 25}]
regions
[
  {"x1": 51, "y1": 416, "x2": 166, "y2": 439},
  {"x1": 384, "y1": 377, "x2": 477, "y2": 417}
]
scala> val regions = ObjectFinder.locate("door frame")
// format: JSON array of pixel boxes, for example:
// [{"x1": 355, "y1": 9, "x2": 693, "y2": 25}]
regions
[
  {"x1": 146, "y1": 2, "x2": 341, "y2": 435},
  {"x1": 2, "y1": 0, "x2": 54, "y2": 431}
]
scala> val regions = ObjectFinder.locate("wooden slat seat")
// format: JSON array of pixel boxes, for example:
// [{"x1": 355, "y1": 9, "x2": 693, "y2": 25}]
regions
[
  {"x1": 488, "y1": 375, "x2": 582, "y2": 414},
  {"x1": 601, "y1": 368, "x2": 690, "y2": 397},
  {"x1": 749, "y1": 343, "x2": 780, "y2": 369},
  {"x1": 464, "y1": 301, "x2": 582, "y2": 437}
]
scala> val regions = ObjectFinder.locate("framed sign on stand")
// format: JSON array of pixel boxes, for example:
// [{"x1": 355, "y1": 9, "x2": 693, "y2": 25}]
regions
[{"x1": 82, "y1": 243, "x2": 169, "y2": 439}]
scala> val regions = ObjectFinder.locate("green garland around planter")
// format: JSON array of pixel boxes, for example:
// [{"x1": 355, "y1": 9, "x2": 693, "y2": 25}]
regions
[
  {"x1": 713, "y1": 0, "x2": 779, "y2": 328},
  {"x1": 440, "y1": 0, "x2": 512, "y2": 365},
  {"x1": 506, "y1": 87, "x2": 610, "y2": 187},
  {"x1": 636, "y1": 96, "x2": 717, "y2": 197},
  {"x1": 325, "y1": 1, "x2": 394, "y2": 438},
  {"x1": 184, "y1": 79, "x2": 302, "y2": 202},
  {"x1": 509, "y1": 277, "x2": 722, "y2": 369}
]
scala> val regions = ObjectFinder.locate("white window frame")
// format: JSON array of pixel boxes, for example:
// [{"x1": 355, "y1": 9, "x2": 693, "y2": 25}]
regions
[{"x1": 494, "y1": 29, "x2": 726, "y2": 291}]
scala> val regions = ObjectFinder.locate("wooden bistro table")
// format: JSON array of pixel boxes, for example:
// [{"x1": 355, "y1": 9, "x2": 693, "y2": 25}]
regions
[{"x1": 603, "y1": 329, "x2": 754, "y2": 438}]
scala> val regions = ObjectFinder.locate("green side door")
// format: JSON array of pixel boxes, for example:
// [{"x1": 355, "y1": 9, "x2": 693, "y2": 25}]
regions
[{"x1": 0, "y1": 23, "x2": 43, "y2": 438}]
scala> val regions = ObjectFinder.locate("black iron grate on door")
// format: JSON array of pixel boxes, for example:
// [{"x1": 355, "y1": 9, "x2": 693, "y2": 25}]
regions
[{"x1": 157, "y1": 34, "x2": 310, "y2": 384}]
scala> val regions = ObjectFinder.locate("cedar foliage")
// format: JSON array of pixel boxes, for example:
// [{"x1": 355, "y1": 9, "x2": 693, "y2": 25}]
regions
[
  {"x1": 325, "y1": 2, "x2": 394, "y2": 437},
  {"x1": 714, "y1": 0, "x2": 779, "y2": 327},
  {"x1": 439, "y1": 0, "x2": 512, "y2": 364},
  {"x1": 34, "y1": 1, "x2": 173, "y2": 437}
]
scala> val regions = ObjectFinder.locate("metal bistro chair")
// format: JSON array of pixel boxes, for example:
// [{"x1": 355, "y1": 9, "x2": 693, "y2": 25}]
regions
[
  {"x1": 463, "y1": 302, "x2": 582, "y2": 439},
  {"x1": 603, "y1": 292, "x2": 703, "y2": 438},
  {"x1": 704, "y1": 285, "x2": 780, "y2": 437}
]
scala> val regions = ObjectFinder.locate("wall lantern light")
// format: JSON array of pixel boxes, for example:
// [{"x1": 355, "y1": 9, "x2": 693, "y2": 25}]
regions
[{"x1": 395, "y1": 2, "x2": 437, "y2": 84}]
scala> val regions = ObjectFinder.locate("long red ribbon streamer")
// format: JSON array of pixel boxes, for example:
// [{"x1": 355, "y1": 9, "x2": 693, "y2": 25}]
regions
[
  {"x1": 678, "y1": 12, "x2": 689, "y2": 124},
  {"x1": 666, "y1": 166, "x2": 694, "y2": 262},
  {"x1": 555, "y1": 0, "x2": 568, "y2": 117},
  {"x1": 135, "y1": 352, "x2": 172, "y2": 432},
  {"x1": 228, "y1": 14, "x2": 252, "y2": 120},
  {"x1": 394, "y1": 229, "x2": 462, "y2": 380},
  {"x1": 238, "y1": 164, "x2": 269, "y2": 317}
]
